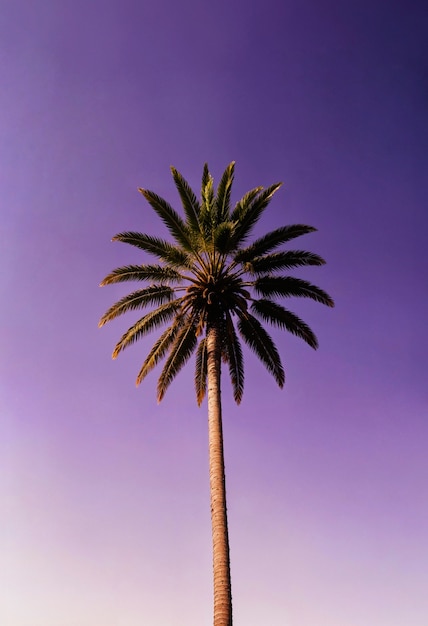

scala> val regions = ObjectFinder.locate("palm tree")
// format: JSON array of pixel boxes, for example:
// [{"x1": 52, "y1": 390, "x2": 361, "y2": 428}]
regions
[{"x1": 99, "y1": 162, "x2": 334, "y2": 626}]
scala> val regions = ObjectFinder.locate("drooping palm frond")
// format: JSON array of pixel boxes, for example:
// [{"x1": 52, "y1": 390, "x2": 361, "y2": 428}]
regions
[
  {"x1": 253, "y1": 276, "x2": 334, "y2": 307},
  {"x1": 100, "y1": 264, "x2": 183, "y2": 286},
  {"x1": 246, "y1": 250, "x2": 326, "y2": 274},
  {"x1": 195, "y1": 337, "x2": 208, "y2": 406},
  {"x1": 157, "y1": 316, "x2": 199, "y2": 402},
  {"x1": 234, "y1": 224, "x2": 317, "y2": 263},
  {"x1": 251, "y1": 299, "x2": 318, "y2": 349},
  {"x1": 236, "y1": 309, "x2": 285, "y2": 388},
  {"x1": 112, "y1": 300, "x2": 183, "y2": 358},
  {"x1": 112, "y1": 232, "x2": 192, "y2": 268},
  {"x1": 223, "y1": 312, "x2": 244, "y2": 404},
  {"x1": 136, "y1": 317, "x2": 185, "y2": 385},
  {"x1": 98, "y1": 285, "x2": 175, "y2": 327}
]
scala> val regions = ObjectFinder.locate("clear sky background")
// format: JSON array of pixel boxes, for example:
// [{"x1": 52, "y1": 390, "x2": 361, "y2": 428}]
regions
[{"x1": 1, "y1": 1, "x2": 427, "y2": 625}]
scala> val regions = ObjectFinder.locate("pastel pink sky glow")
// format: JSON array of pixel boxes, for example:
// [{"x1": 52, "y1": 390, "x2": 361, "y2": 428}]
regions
[{"x1": 1, "y1": 1, "x2": 427, "y2": 625}]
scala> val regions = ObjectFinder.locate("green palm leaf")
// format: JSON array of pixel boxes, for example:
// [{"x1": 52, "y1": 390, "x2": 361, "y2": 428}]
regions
[
  {"x1": 170, "y1": 166, "x2": 202, "y2": 234},
  {"x1": 234, "y1": 224, "x2": 317, "y2": 263},
  {"x1": 112, "y1": 232, "x2": 192, "y2": 268},
  {"x1": 100, "y1": 264, "x2": 183, "y2": 286},
  {"x1": 195, "y1": 337, "x2": 208, "y2": 405},
  {"x1": 230, "y1": 183, "x2": 282, "y2": 247},
  {"x1": 251, "y1": 299, "x2": 318, "y2": 349},
  {"x1": 157, "y1": 316, "x2": 199, "y2": 401},
  {"x1": 200, "y1": 170, "x2": 215, "y2": 234},
  {"x1": 215, "y1": 162, "x2": 235, "y2": 223},
  {"x1": 246, "y1": 250, "x2": 325, "y2": 274},
  {"x1": 98, "y1": 285, "x2": 175, "y2": 327},
  {"x1": 230, "y1": 186, "x2": 263, "y2": 223},
  {"x1": 136, "y1": 318, "x2": 184, "y2": 385},
  {"x1": 112, "y1": 300, "x2": 183, "y2": 358},
  {"x1": 224, "y1": 313, "x2": 244, "y2": 404},
  {"x1": 138, "y1": 188, "x2": 195, "y2": 251},
  {"x1": 201, "y1": 163, "x2": 210, "y2": 195},
  {"x1": 213, "y1": 221, "x2": 235, "y2": 255},
  {"x1": 254, "y1": 276, "x2": 334, "y2": 307},
  {"x1": 236, "y1": 310, "x2": 285, "y2": 387}
]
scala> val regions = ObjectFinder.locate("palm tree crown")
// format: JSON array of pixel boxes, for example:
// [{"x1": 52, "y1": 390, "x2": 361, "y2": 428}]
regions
[{"x1": 99, "y1": 162, "x2": 334, "y2": 403}]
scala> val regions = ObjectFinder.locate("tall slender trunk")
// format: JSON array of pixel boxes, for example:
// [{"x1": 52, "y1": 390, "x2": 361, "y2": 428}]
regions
[{"x1": 206, "y1": 324, "x2": 232, "y2": 626}]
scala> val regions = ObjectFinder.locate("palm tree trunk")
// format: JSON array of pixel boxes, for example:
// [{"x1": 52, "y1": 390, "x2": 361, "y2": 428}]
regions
[{"x1": 207, "y1": 324, "x2": 233, "y2": 626}]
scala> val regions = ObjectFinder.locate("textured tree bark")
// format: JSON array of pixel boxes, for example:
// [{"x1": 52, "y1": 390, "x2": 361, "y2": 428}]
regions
[{"x1": 207, "y1": 324, "x2": 233, "y2": 626}]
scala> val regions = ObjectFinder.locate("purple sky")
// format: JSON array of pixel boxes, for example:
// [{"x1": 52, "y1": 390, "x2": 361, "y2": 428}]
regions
[{"x1": 1, "y1": 1, "x2": 427, "y2": 624}]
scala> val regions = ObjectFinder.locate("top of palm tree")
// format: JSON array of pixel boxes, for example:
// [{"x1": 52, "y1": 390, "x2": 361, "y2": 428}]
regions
[{"x1": 99, "y1": 162, "x2": 334, "y2": 405}]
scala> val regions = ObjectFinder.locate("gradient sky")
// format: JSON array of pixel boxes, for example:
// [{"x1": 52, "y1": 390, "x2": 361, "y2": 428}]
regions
[{"x1": 1, "y1": 1, "x2": 427, "y2": 625}]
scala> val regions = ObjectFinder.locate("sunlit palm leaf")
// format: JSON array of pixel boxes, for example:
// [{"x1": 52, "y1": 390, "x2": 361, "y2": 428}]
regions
[
  {"x1": 138, "y1": 188, "x2": 195, "y2": 251},
  {"x1": 112, "y1": 300, "x2": 183, "y2": 358},
  {"x1": 230, "y1": 186, "x2": 263, "y2": 223},
  {"x1": 157, "y1": 317, "x2": 198, "y2": 401},
  {"x1": 200, "y1": 170, "x2": 215, "y2": 235},
  {"x1": 136, "y1": 317, "x2": 184, "y2": 385},
  {"x1": 98, "y1": 285, "x2": 175, "y2": 327},
  {"x1": 234, "y1": 224, "x2": 317, "y2": 263},
  {"x1": 170, "y1": 166, "x2": 202, "y2": 234},
  {"x1": 112, "y1": 232, "x2": 192, "y2": 268},
  {"x1": 100, "y1": 264, "x2": 183, "y2": 286},
  {"x1": 230, "y1": 183, "x2": 282, "y2": 247},
  {"x1": 215, "y1": 162, "x2": 235, "y2": 223}
]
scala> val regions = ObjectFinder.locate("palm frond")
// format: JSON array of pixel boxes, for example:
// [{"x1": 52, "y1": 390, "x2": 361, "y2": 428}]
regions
[
  {"x1": 98, "y1": 285, "x2": 175, "y2": 327},
  {"x1": 200, "y1": 170, "x2": 215, "y2": 234},
  {"x1": 112, "y1": 300, "x2": 183, "y2": 358},
  {"x1": 215, "y1": 162, "x2": 235, "y2": 223},
  {"x1": 230, "y1": 186, "x2": 263, "y2": 222},
  {"x1": 112, "y1": 232, "x2": 192, "y2": 268},
  {"x1": 136, "y1": 317, "x2": 184, "y2": 385},
  {"x1": 251, "y1": 299, "x2": 318, "y2": 349},
  {"x1": 253, "y1": 276, "x2": 334, "y2": 307},
  {"x1": 157, "y1": 316, "x2": 198, "y2": 401},
  {"x1": 170, "y1": 166, "x2": 202, "y2": 234},
  {"x1": 246, "y1": 250, "x2": 326, "y2": 274},
  {"x1": 213, "y1": 221, "x2": 235, "y2": 254},
  {"x1": 195, "y1": 337, "x2": 208, "y2": 405},
  {"x1": 138, "y1": 188, "x2": 195, "y2": 251},
  {"x1": 230, "y1": 183, "x2": 282, "y2": 247},
  {"x1": 224, "y1": 312, "x2": 244, "y2": 404},
  {"x1": 236, "y1": 310, "x2": 285, "y2": 387},
  {"x1": 234, "y1": 224, "x2": 317, "y2": 263},
  {"x1": 201, "y1": 163, "x2": 210, "y2": 193},
  {"x1": 100, "y1": 264, "x2": 183, "y2": 286}
]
